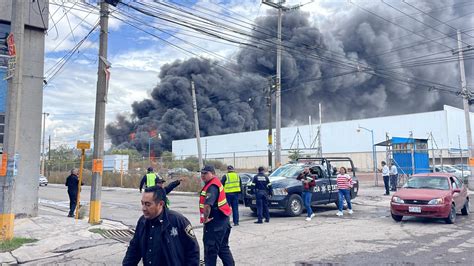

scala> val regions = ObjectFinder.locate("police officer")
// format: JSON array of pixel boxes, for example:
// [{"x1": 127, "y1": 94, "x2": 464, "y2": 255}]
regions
[
  {"x1": 250, "y1": 166, "x2": 273, "y2": 224},
  {"x1": 139, "y1": 167, "x2": 162, "y2": 193},
  {"x1": 221, "y1": 165, "x2": 242, "y2": 226},
  {"x1": 199, "y1": 165, "x2": 235, "y2": 266},
  {"x1": 123, "y1": 186, "x2": 200, "y2": 266}
]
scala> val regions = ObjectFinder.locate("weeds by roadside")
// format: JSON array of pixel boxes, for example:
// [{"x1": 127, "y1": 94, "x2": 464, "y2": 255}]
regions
[{"x1": 0, "y1": 237, "x2": 37, "y2": 252}]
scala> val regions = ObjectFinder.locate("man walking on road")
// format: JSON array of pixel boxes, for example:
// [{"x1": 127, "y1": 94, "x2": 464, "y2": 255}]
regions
[
  {"x1": 123, "y1": 186, "x2": 200, "y2": 266},
  {"x1": 199, "y1": 165, "x2": 235, "y2": 266},
  {"x1": 65, "y1": 168, "x2": 80, "y2": 217},
  {"x1": 250, "y1": 166, "x2": 273, "y2": 224},
  {"x1": 221, "y1": 165, "x2": 242, "y2": 226},
  {"x1": 382, "y1": 161, "x2": 390, "y2": 195}
]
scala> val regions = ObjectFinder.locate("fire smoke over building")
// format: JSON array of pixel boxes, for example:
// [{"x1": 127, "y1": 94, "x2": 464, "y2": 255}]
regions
[{"x1": 106, "y1": 1, "x2": 473, "y2": 155}]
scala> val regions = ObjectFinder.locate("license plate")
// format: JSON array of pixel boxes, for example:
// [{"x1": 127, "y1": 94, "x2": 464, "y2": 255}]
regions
[
  {"x1": 252, "y1": 200, "x2": 256, "y2": 205},
  {"x1": 408, "y1": 206, "x2": 421, "y2": 213}
]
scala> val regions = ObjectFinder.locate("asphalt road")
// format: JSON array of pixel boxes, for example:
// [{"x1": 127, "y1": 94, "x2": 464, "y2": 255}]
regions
[{"x1": 38, "y1": 184, "x2": 474, "y2": 265}]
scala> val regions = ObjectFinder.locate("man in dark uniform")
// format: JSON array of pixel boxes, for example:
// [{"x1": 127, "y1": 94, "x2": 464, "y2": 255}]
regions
[
  {"x1": 139, "y1": 167, "x2": 162, "y2": 193},
  {"x1": 123, "y1": 186, "x2": 200, "y2": 266},
  {"x1": 65, "y1": 168, "x2": 80, "y2": 217},
  {"x1": 221, "y1": 165, "x2": 242, "y2": 226},
  {"x1": 250, "y1": 166, "x2": 273, "y2": 224},
  {"x1": 200, "y1": 165, "x2": 235, "y2": 266}
]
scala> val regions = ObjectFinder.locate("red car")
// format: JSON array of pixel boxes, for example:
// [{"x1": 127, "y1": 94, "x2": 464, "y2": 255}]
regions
[{"x1": 390, "y1": 173, "x2": 469, "y2": 224}]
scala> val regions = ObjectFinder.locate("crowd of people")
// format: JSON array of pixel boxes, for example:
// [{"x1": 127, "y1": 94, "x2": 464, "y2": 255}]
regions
[{"x1": 64, "y1": 162, "x2": 359, "y2": 265}]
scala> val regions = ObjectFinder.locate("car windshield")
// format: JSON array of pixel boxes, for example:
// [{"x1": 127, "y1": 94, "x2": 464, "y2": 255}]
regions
[
  {"x1": 403, "y1": 176, "x2": 450, "y2": 190},
  {"x1": 443, "y1": 166, "x2": 457, "y2": 173},
  {"x1": 269, "y1": 164, "x2": 304, "y2": 180},
  {"x1": 454, "y1": 165, "x2": 469, "y2": 171}
]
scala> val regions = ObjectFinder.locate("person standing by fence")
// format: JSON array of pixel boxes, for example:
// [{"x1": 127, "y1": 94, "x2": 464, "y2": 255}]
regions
[
  {"x1": 390, "y1": 161, "x2": 399, "y2": 192},
  {"x1": 139, "y1": 167, "x2": 161, "y2": 193},
  {"x1": 381, "y1": 161, "x2": 390, "y2": 195}
]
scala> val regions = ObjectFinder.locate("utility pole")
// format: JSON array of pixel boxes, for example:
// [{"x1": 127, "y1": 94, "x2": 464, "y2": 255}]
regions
[
  {"x1": 90, "y1": 0, "x2": 110, "y2": 224},
  {"x1": 262, "y1": 0, "x2": 284, "y2": 167},
  {"x1": 318, "y1": 103, "x2": 322, "y2": 157},
  {"x1": 191, "y1": 80, "x2": 203, "y2": 170},
  {"x1": 1, "y1": 0, "x2": 25, "y2": 241},
  {"x1": 48, "y1": 135, "x2": 51, "y2": 177},
  {"x1": 41, "y1": 112, "x2": 49, "y2": 176},
  {"x1": 454, "y1": 30, "x2": 474, "y2": 189},
  {"x1": 430, "y1": 132, "x2": 435, "y2": 173},
  {"x1": 267, "y1": 77, "x2": 274, "y2": 172}
]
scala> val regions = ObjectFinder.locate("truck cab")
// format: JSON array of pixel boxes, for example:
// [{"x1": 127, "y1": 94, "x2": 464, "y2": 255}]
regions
[{"x1": 244, "y1": 157, "x2": 359, "y2": 216}]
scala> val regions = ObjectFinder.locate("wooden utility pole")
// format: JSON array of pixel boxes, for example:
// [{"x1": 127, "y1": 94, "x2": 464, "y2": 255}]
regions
[{"x1": 90, "y1": 1, "x2": 110, "y2": 224}]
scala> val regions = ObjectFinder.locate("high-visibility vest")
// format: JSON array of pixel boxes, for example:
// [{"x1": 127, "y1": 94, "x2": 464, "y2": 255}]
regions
[
  {"x1": 199, "y1": 177, "x2": 231, "y2": 223},
  {"x1": 223, "y1": 172, "x2": 241, "y2": 193},
  {"x1": 146, "y1": 173, "x2": 156, "y2": 187}
]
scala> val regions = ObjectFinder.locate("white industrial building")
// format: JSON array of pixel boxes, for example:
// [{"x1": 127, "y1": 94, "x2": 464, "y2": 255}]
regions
[{"x1": 172, "y1": 105, "x2": 473, "y2": 170}]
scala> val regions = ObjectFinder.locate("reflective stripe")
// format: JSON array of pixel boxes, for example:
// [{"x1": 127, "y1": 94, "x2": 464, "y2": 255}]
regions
[
  {"x1": 218, "y1": 198, "x2": 227, "y2": 207},
  {"x1": 224, "y1": 172, "x2": 241, "y2": 193},
  {"x1": 200, "y1": 191, "x2": 207, "y2": 196},
  {"x1": 199, "y1": 204, "x2": 205, "y2": 208}
]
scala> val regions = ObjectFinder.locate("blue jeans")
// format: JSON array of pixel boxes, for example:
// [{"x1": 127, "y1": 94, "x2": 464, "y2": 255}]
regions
[
  {"x1": 226, "y1": 193, "x2": 239, "y2": 225},
  {"x1": 338, "y1": 189, "x2": 352, "y2": 212},
  {"x1": 303, "y1": 191, "x2": 313, "y2": 217},
  {"x1": 256, "y1": 190, "x2": 270, "y2": 222}
]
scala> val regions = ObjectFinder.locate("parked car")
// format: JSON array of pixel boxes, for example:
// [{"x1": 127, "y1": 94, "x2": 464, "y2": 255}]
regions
[
  {"x1": 39, "y1": 175, "x2": 48, "y2": 186},
  {"x1": 244, "y1": 157, "x2": 359, "y2": 216},
  {"x1": 390, "y1": 173, "x2": 469, "y2": 224},
  {"x1": 434, "y1": 165, "x2": 470, "y2": 182},
  {"x1": 167, "y1": 168, "x2": 190, "y2": 176},
  {"x1": 453, "y1": 164, "x2": 471, "y2": 175}
]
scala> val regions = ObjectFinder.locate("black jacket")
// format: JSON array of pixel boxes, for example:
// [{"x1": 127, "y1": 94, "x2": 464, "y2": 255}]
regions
[
  {"x1": 123, "y1": 208, "x2": 200, "y2": 266},
  {"x1": 65, "y1": 174, "x2": 79, "y2": 193}
]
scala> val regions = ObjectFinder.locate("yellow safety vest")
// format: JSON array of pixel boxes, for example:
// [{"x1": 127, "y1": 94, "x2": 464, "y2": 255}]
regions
[
  {"x1": 146, "y1": 173, "x2": 156, "y2": 187},
  {"x1": 224, "y1": 172, "x2": 241, "y2": 193}
]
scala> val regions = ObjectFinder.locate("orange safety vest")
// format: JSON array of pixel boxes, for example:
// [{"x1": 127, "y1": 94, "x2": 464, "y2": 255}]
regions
[{"x1": 199, "y1": 177, "x2": 232, "y2": 223}]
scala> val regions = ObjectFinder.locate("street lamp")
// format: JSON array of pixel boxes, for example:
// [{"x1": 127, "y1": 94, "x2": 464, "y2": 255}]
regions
[
  {"x1": 357, "y1": 125, "x2": 378, "y2": 186},
  {"x1": 148, "y1": 133, "x2": 162, "y2": 163}
]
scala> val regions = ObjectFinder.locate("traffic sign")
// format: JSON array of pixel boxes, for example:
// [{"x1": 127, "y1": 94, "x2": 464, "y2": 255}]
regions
[{"x1": 76, "y1": 141, "x2": 91, "y2": 150}]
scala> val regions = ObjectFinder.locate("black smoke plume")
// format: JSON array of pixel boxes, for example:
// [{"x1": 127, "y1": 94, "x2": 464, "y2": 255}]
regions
[{"x1": 107, "y1": 1, "x2": 473, "y2": 155}]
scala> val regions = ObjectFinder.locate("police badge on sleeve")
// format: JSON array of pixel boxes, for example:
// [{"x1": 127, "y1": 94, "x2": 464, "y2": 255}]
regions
[{"x1": 185, "y1": 224, "x2": 196, "y2": 239}]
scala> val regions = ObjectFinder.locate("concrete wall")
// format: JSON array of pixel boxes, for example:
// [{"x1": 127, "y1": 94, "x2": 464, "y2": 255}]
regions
[
  {"x1": 0, "y1": 0, "x2": 48, "y2": 217},
  {"x1": 173, "y1": 105, "x2": 472, "y2": 170}
]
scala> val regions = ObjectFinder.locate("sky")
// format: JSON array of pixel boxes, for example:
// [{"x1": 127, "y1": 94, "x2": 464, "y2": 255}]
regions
[
  {"x1": 42, "y1": 0, "x2": 473, "y2": 150},
  {"x1": 44, "y1": 0, "x2": 339, "y2": 149}
]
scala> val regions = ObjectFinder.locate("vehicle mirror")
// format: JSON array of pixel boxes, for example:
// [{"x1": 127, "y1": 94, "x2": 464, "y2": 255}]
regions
[{"x1": 453, "y1": 188, "x2": 461, "y2": 193}]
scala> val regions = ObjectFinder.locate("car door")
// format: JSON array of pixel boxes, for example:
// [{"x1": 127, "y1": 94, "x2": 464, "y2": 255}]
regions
[
  {"x1": 449, "y1": 176, "x2": 463, "y2": 210},
  {"x1": 452, "y1": 176, "x2": 467, "y2": 210},
  {"x1": 311, "y1": 166, "x2": 331, "y2": 204}
]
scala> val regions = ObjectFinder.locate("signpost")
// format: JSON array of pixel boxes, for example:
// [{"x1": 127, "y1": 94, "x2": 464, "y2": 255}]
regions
[{"x1": 75, "y1": 141, "x2": 90, "y2": 219}]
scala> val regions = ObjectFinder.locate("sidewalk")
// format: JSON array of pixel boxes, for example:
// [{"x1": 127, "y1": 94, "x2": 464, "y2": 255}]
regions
[{"x1": 0, "y1": 213, "x2": 129, "y2": 265}]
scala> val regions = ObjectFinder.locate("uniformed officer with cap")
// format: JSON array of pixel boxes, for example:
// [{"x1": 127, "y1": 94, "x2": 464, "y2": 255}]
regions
[
  {"x1": 250, "y1": 166, "x2": 273, "y2": 224},
  {"x1": 199, "y1": 165, "x2": 235, "y2": 266},
  {"x1": 221, "y1": 165, "x2": 242, "y2": 226},
  {"x1": 139, "y1": 167, "x2": 163, "y2": 193}
]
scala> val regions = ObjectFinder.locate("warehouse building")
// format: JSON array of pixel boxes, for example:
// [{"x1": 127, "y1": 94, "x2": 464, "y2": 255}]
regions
[{"x1": 172, "y1": 105, "x2": 473, "y2": 171}]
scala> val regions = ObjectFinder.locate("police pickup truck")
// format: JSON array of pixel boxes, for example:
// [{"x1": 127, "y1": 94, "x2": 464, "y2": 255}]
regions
[{"x1": 244, "y1": 157, "x2": 359, "y2": 216}]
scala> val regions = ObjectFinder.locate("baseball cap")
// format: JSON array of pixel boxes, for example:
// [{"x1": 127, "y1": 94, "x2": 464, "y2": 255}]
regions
[
  {"x1": 227, "y1": 165, "x2": 234, "y2": 171},
  {"x1": 201, "y1": 165, "x2": 215, "y2": 174},
  {"x1": 147, "y1": 167, "x2": 154, "y2": 172}
]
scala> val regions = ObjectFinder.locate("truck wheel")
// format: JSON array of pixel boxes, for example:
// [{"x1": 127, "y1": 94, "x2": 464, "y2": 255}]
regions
[
  {"x1": 250, "y1": 207, "x2": 257, "y2": 214},
  {"x1": 285, "y1": 194, "x2": 303, "y2": 217}
]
